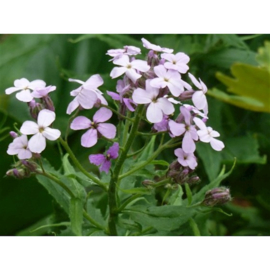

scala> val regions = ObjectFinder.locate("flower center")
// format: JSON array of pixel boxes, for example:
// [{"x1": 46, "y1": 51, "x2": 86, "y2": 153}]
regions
[
  {"x1": 91, "y1": 122, "x2": 98, "y2": 129},
  {"x1": 39, "y1": 126, "x2": 45, "y2": 133},
  {"x1": 126, "y1": 64, "x2": 132, "y2": 69},
  {"x1": 164, "y1": 78, "x2": 169, "y2": 82},
  {"x1": 106, "y1": 154, "x2": 111, "y2": 160}
]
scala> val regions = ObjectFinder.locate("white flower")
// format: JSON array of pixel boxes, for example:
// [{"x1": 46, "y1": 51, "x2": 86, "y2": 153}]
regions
[
  {"x1": 20, "y1": 109, "x2": 61, "y2": 153},
  {"x1": 7, "y1": 135, "x2": 32, "y2": 159},
  {"x1": 141, "y1": 38, "x2": 173, "y2": 53},
  {"x1": 188, "y1": 73, "x2": 208, "y2": 115},
  {"x1": 193, "y1": 117, "x2": 224, "y2": 151},
  {"x1": 5, "y1": 78, "x2": 46, "y2": 102},
  {"x1": 132, "y1": 80, "x2": 174, "y2": 123},
  {"x1": 110, "y1": 55, "x2": 150, "y2": 83},
  {"x1": 161, "y1": 52, "x2": 190, "y2": 73}
]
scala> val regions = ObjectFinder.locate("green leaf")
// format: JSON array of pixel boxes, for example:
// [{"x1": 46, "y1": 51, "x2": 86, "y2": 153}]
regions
[
  {"x1": 70, "y1": 198, "x2": 83, "y2": 236},
  {"x1": 222, "y1": 135, "x2": 267, "y2": 164},
  {"x1": 192, "y1": 159, "x2": 236, "y2": 204},
  {"x1": 137, "y1": 135, "x2": 156, "y2": 162},
  {"x1": 119, "y1": 187, "x2": 152, "y2": 195},
  {"x1": 196, "y1": 142, "x2": 223, "y2": 181},
  {"x1": 69, "y1": 34, "x2": 141, "y2": 48},
  {"x1": 209, "y1": 62, "x2": 270, "y2": 113},
  {"x1": 188, "y1": 218, "x2": 201, "y2": 236},
  {"x1": 185, "y1": 183, "x2": 193, "y2": 205},
  {"x1": 168, "y1": 185, "x2": 183, "y2": 206},
  {"x1": 256, "y1": 41, "x2": 270, "y2": 72},
  {"x1": 126, "y1": 205, "x2": 195, "y2": 231}
]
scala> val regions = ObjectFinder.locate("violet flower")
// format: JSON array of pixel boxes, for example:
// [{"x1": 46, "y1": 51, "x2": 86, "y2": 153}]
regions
[
  {"x1": 141, "y1": 38, "x2": 173, "y2": 53},
  {"x1": 89, "y1": 143, "x2": 119, "y2": 173},
  {"x1": 70, "y1": 107, "x2": 116, "y2": 148},
  {"x1": 161, "y1": 52, "x2": 190, "y2": 74}
]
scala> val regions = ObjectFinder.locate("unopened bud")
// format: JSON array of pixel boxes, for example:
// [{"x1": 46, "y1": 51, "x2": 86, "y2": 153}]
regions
[
  {"x1": 142, "y1": 180, "x2": 155, "y2": 187},
  {"x1": 29, "y1": 100, "x2": 44, "y2": 120},
  {"x1": 6, "y1": 168, "x2": 29, "y2": 179},
  {"x1": 179, "y1": 90, "x2": 194, "y2": 101},
  {"x1": 202, "y1": 187, "x2": 231, "y2": 207},
  {"x1": 42, "y1": 96, "x2": 55, "y2": 111},
  {"x1": 9, "y1": 131, "x2": 18, "y2": 138},
  {"x1": 186, "y1": 176, "x2": 200, "y2": 185},
  {"x1": 21, "y1": 160, "x2": 38, "y2": 172}
]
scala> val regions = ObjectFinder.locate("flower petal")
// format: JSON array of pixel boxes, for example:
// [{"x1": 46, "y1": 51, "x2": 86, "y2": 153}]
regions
[
  {"x1": 113, "y1": 55, "x2": 129, "y2": 66},
  {"x1": 20, "y1": 121, "x2": 39, "y2": 135},
  {"x1": 182, "y1": 132, "x2": 196, "y2": 153},
  {"x1": 98, "y1": 123, "x2": 116, "y2": 139},
  {"x1": 107, "y1": 143, "x2": 119, "y2": 159},
  {"x1": 5, "y1": 87, "x2": 20, "y2": 95},
  {"x1": 210, "y1": 138, "x2": 225, "y2": 151},
  {"x1": 81, "y1": 129, "x2": 98, "y2": 148},
  {"x1": 66, "y1": 98, "x2": 79, "y2": 115},
  {"x1": 192, "y1": 91, "x2": 207, "y2": 110},
  {"x1": 156, "y1": 98, "x2": 174, "y2": 115},
  {"x1": 100, "y1": 160, "x2": 111, "y2": 173},
  {"x1": 168, "y1": 120, "x2": 185, "y2": 136},
  {"x1": 89, "y1": 154, "x2": 105, "y2": 166},
  {"x1": 38, "y1": 109, "x2": 56, "y2": 127},
  {"x1": 131, "y1": 59, "x2": 150, "y2": 72},
  {"x1": 125, "y1": 69, "x2": 141, "y2": 83},
  {"x1": 14, "y1": 78, "x2": 29, "y2": 88},
  {"x1": 132, "y1": 88, "x2": 152, "y2": 104},
  {"x1": 43, "y1": 127, "x2": 61, "y2": 141},
  {"x1": 110, "y1": 67, "x2": 127, "y2": 79},
  {"x1": 93, "y1": 107, "x2": 112, "y2": 123},
  {"x1": 146, "y1": 103, "x2": 163, "y2": 123},
  {"x1": 28, "y1": 133, "x2": 46, "y2": 153},
  {"x1": 18, "y1": 149, "x2": 32, "y2": 159},
  {"x1": 188, "y1": 73, "x2": 202, "y2": 89},
  {"x1": 70, "y1": 116, "x2": 91, "y2": 130},
  {"x1": 84, "y1": 74, "x2": 104, "y2": 89},
  {"x1": 16, "y1": 90, "x2": 33, "y2": 102},
  {"x1": 154, "y1": 65, "x2": 167, "y2": 78}
]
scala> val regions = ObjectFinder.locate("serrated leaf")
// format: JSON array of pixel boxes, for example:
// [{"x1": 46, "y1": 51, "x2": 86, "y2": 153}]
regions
[{"x1": 209, "y1": 62, "x2": 270, "y2": 113}]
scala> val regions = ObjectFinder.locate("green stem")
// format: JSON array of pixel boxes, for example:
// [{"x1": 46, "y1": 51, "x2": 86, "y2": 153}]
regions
[
  {"x1": 59, "y1": 137, "x2": 107, "y2": 191},
  {"x1": 108, "y1": 105, "x2": 144, "y2": 236},
  {"x1": 101, "y1": 104, "x2": 134, "y2": 122},
  {"x1": 65, "y1": 108, "x2": 80, "y2": 142}
]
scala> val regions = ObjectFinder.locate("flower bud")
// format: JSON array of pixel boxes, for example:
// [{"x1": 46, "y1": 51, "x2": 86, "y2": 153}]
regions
[
  {"x1": 142, "y1": 180, "x2": 155, "y2": 187},
  {"x1": 202, "y1": 187, "x2": 231, "y2": 207},
  {"x1": 179, "y1": 90, "x2": 194, "y2": 101},
  {"x1": 6, "y1": 168, "x2": 29, "y2": 179},
  {"x1": 29, "y1": 100, "x2": 44, "y2": 120},
  {"x1": 21, "y1": 160, "x2": 38, "y2": 172},
  {"x1": 9, "y1": 131, "x2": 18, "y2": 138},
  {"x1": 42, "y1": 95, "x2": 55, "y2": 111}
]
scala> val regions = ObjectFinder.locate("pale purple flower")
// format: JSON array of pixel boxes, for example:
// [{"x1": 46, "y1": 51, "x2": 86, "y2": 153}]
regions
[
  {"x1": 141, "y1": 38, "x2": 173, "y2": 53},
  {"x1": 193, "y1": 117, "x2": 225, "y2": 151},
  {"x1": 188, "y1": 73, "x2": 208, "y2": 115},
  {"x1": 132, "y1": 80, "x2": 174, "y2": 123},
  {"x1": 70, "y1": 107, "x2": 116, "y2": 148},
  {"x1": 169, "y1": 106, "x2": 198, "y2": 153},
  {"x1": 7, "y1": 135, "x2": 32, "y2": 159},
  {"x1": 107, "y1": 46, "x2": 141, "y2": 61},
  {"x1": 161, "y1": 52, "x2": 190, "y2": 73},
  {"x1": 66, "y1": 75, "x2": 107, "y2": 115},
  {"x1": 107, "y1": 79, "x2": 136, "y2": 112},
  {"x1": 20, "y1": 109, "x2": 61, "y2": 153},
  {"x1": 5, "y1": 78, "x2": 46, "y2": 102},
  {"x1": 174, "y1": 148, "x2": 198, "y2": 170},
  {"x1": 150, "y1": 65, "x2": 185, "y2": 97},
  {"x1": 153, "y1": 115, "x2": 169, "y2": 132},
  {"x1": 31, "y1": 85, "x2": 56, "y2": 98},
  {"x1": 110, "y1": 55, "x2": 150, "y2": 83},
  {"x1": 183, "y1": 104, "x2": 208, "y2": 119},
  {"x1": 89, "y1": 142, "x2": 119, "y2": 173}
]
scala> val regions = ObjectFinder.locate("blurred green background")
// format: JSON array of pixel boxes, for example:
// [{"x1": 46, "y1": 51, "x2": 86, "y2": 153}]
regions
[{"x1": 0, "y1": 34, "x2": 269, "y2": 236}]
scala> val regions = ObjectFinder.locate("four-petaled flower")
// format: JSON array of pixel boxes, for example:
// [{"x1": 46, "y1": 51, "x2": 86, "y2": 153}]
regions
[
  {"x1": 5, "y1": 78, "x2": 46, "y2": 102},
  {"x1": 193, "y1": 117, "x2": 225, "y2": 151},
  {"x1": 70, "y1": 107, "x2": 116, "y2": 148},
  {"x1": 161, "y1": 52, "x2": 190, "y2": 74},
  {"x1": 150, "y1": 65, "x2": 185, "y2": 97},
  {"x1": 174, "y1": 148, "x2": 198, "y2": 170},
  {"x1": 7, "y1": 135, "x2": 32, "y2": 159},
  {"x1": 67, "y1": 75, "x2": 107, "y2": 115},
  {"x1": 110, "y1": 55, "x2": 150, "y2": 83},
  {"x1": 107, "y1": 46, "x2": 141, "y2": 61},
  {"x1": 132, "y1": 80, "x2": 174, "y2": 123},
  {"x1": 89, "y1": 143, "x2": 119, "y2": 173},
  {"x1": 20, "y1": 109, "x2": 61, "y2": 153}
]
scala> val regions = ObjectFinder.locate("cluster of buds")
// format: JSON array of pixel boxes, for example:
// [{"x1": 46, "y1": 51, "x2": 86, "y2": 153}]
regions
[
  {"x1": 167, "y1": 160, "x2": 200, "y2": 185},
  {"x1": 202, "y1": 187, "x2": 231, "y2": 207}
]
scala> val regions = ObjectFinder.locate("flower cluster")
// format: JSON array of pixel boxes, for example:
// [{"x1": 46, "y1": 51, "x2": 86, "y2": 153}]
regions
[{"x1": 106, "y1": 38, "x2": 224, "y2": 171}]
